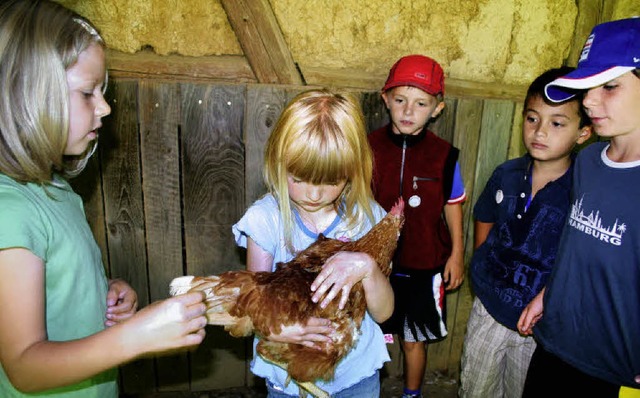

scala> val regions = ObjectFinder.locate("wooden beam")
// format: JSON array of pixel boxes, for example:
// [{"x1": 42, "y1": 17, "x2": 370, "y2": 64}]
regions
[
  {"x1": 299, "y1": 65, "x2": 527, "y2": 101},
  {"x1": 105, "y1": 51, "x2": 526, "y2": 101},
  {"x1": 444, "y1": 78, "x2": 526, "y2": 102},
  {"x1": 220, "y1": 0, "x2": 302, "y2": 85},
  {"x1": 106, "y1": 49, "x2": 257, "y2": 83},
  {"x1": 600, "y1": 0, "x2": 616, "y2": 24},
  {"x1": 568, "y1": 0, "x2": 602, "y2": 66}
]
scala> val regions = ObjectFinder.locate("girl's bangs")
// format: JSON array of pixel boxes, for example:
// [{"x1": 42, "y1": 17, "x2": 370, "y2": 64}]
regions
[{"x1": 285, "y1": 130, "x2": 355, "y2": 185}]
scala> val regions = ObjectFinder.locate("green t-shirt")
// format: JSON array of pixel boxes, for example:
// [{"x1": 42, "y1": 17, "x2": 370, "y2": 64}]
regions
[{"x1": 0, "y1": 173, "x2": 117, "y2": 397}]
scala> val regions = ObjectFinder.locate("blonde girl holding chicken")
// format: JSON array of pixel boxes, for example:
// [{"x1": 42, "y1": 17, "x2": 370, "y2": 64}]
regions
[
  {"x1": 233, "y1": 89, "x2": 394, "y2": 397},
  {"x1": 0, "y1": 1, "x2": 208, "y2": 396}
]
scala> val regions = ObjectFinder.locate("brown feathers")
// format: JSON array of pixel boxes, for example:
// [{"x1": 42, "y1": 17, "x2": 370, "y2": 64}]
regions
[{"x1": 169, "y1": 198, "x2": 404, "y2": 386}]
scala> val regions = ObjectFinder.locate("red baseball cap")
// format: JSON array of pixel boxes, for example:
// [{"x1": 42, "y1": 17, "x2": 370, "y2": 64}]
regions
[{"x1": 382, "y1": 55, "x2": 445, "y2": 96}]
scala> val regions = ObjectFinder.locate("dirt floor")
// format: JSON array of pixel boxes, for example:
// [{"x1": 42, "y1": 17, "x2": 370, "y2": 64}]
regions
[
  {"x1": 121, "y1": 371, "x2": 459, "y2": 398},
  {"x1": 382, "y1": 371, "x2": 458, "y2": 398}
]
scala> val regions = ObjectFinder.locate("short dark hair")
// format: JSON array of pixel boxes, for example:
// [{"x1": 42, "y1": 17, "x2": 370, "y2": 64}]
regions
[{"x1": 524, "y1": 67, "x2": 590, "y2": 128}]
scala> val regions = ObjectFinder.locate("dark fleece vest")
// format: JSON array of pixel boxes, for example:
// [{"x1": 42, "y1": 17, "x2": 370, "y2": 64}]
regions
[{"x1": 369, "y1": 124, "x2": 458, "y2": 271}]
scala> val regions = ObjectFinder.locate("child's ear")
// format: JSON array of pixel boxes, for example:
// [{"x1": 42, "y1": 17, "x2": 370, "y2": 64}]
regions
[
  {"x1": 381, "y1": 91, "x2": 390, "y2": 109},
  {"x1": 431, "y1": 101, "x2": 446, "y2": 118},
  {"x1": 576, "y1": 125, "x2": 592, "y2": 144}
]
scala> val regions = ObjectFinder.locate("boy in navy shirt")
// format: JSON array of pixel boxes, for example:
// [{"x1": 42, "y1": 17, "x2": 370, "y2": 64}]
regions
[
  {"x1": 459, "y1": 67, "x2": 591, "y2": 398},
  {"x1": 519, "y1": 17, "x2": 640, "y2": 398}
]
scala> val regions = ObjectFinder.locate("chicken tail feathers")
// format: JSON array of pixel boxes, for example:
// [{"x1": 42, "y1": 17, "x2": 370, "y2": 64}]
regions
[{"x1": 169, "y1": 275, "x2": 200, "y2": 296}]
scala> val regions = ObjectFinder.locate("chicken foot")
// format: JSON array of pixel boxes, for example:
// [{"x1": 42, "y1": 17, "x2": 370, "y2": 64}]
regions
[{"x1": 269, "y1": 359, "x2": 330, "y2": 398}]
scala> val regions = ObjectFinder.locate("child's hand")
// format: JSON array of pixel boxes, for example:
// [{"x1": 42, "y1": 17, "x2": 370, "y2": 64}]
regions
[
  {"x1": 310, "y1": 251, "x2": 374, "y2": 309},
  {"x1": 124, "y1": 292, "x2": 207, "y2": 356},
  {"x1": 105, "y1": 279, "x2": 138, "y2": 327},
  {"x1": 517, "y1": 288, "x2": 545, "y2": 335},
  {"x1": 265, "y1": 317, "x2": 334, "y2": 350},
  {"x1": 443, "y1": 255, "x2": 464, "y2": 291}
]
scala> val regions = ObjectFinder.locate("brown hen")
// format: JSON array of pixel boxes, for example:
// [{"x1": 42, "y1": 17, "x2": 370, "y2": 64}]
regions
[{"x1": 169, "y1": 198, "x2": 404, "y2": 397}]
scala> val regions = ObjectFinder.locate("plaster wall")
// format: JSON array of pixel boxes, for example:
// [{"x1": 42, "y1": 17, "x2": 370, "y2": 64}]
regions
[
  {"x1": 612, "y1": 0, "x2": 640, "y2": 20},
  {"x1": 58, "y1": 0, "x2": 640, "y2": 86}
]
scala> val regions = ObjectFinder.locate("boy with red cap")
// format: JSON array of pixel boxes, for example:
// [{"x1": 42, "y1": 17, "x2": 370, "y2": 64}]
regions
[
  {"x1": 368, "y1": 55, "x2": 466, "y2": 398},
  {"x1": 517, "y1": 17, "x2": 640, "y2": 397}
]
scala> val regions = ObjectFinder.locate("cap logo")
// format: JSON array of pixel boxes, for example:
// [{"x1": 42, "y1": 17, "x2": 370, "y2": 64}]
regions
[
  {"x1": 579, "y1": 33, "x2": 595, "y2": 63},
  {"x1": 415, "y1": 72, "x2": 427, "y2": 80}
]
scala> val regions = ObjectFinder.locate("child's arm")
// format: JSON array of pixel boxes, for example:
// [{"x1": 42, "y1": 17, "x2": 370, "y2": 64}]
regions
[
  {"x1": 246, "y1": 237, "x2": 274, "y2": 272},
  {"x1": 311, "y1": 251, "x2": 394, "y2": 323},
  {"x1": 443, "y1": 202, "x2": 464, "y2": 290},
  {"x1": 474, "y1": 220, "x2": 493, "y2": 249},
  {"x1": 0, "y1": 248, "x2": 207, "y2": 393}
]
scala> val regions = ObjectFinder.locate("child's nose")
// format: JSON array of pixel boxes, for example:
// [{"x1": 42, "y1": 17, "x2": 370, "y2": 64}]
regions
[
  {"x1": 95, "y1": 96, "x2": 111, "y2": 118},
  {"x1": 583, "y1": 88, "x2": 598, "y2": 109},
  {"x1": 306, "y1": 186, "x2": 322, "y2": 201}
]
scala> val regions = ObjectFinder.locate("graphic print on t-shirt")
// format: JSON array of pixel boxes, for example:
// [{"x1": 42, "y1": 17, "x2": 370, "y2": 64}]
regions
[{"x1": 568, "y1": 196, "x2": 624, "y2": 246}]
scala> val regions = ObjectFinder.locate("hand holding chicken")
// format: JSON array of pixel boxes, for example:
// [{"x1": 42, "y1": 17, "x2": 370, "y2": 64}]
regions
[{"x1": 170, "y1": 198, "x2": 404, "y2": 397}]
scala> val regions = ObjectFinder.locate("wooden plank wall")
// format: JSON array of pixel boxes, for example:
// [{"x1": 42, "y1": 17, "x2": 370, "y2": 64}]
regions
[{"x1": 72, "y1": 78, "x2": 521, "y2": 395}]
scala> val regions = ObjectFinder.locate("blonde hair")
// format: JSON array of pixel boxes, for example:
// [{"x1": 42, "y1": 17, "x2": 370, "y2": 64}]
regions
[
  {"x1": 0, "y1": 0, "x2": 105, "y2": 184},
  {"x1": 264, "y1": 89, "x2": 376, "y2": 252}
]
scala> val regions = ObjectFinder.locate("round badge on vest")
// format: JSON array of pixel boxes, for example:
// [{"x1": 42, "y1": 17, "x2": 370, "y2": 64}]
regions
[{"x1": 408, "y1": 195, "x2": 421, "y2": 207}]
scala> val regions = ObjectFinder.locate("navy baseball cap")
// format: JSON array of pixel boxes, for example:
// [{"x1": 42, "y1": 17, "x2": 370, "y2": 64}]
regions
[{"x1": 545, "y1": 17, "x2": 640, "y2": 103}]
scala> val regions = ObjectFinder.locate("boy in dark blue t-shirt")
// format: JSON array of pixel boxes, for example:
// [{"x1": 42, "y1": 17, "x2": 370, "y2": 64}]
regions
[
  {"x1": 459, "y1": 67, "x2": 591, "y2": 398},
  {"x1": 519, "y1": 17, "x2": 640, "y2": 398}
]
